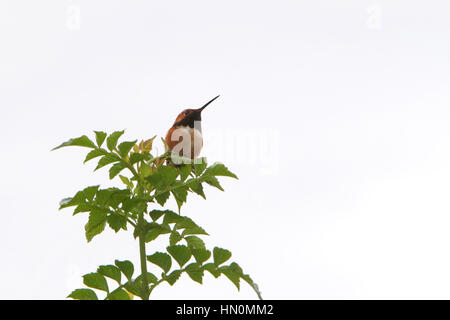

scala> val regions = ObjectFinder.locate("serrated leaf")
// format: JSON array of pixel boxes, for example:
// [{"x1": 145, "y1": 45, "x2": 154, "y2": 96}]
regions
[
  {"x1": 129, "y1": 153, "x2": 150, "y2": 165},
  {"x1": 141, "y1": 136, "x2": 156, "y2": 153},
  {"x1": 213, "y1": 247, "x2": 232, "y2": 267},
  {"x1": 182, "y1": 226, "x2": 209, "y2": 237},
  {"x1": 242, "y1": 274, "x2": 263, "y2": 300},
  {"x1": 123, "y1": 281, "x2": 141, "y2": 297},
  {"x1": 203, "y1": 162, "x2": 238, "y2": 179},
  {"x1": 118, "y1": 140, "x2": 137, "y2": 157},
  {"x1": 68, "y1": 288, "x2": 98, "y2": 300},
  {"x1": 135, "y1": 272, "x2": 158, "y2": 285},
  {"x1": 83, "y1": 273, "x2": 109, "y2": 292},
  {"x1": 107, "y1": 214, "x2": 127, "y2": 232},
  {"x1": 185, "y1": 263, "x2": 204, "y2": 284},
  {"x1": 119, "y1": 175, "x2": 133, "y2": 190},
  {"x1": 94, "y1": 131, "x2": 107, "y2": 147},
  {"x1": 203, "y1": 263, "x2": 220, "y2": 278},
  {"x1": 155, "y1": 191, "x2": 170, "y2": 206},
  {"x1": 83, "y1": 185, "x2": 99, "y2": 201},
  {"x1": 219, "y1": 265, "x2": 240, "y2": 290},
  {"x1": 202, "y1": 175, "x2": 224, "y2": 191},
  {"x1": 52, "y1": 135, "x2": 97, "y2": 150},
  {"x1": 144, "y1": 223, "x2": 171, "y2": 242},
  {"x1": 147, "y1": 252, "x2": 172, "y2": 273},
  {"x1": 159, "y1": 166, "x2": 179, "y2": 185},
  {"x1": 169, "y1": 230, "x2": 182, "y2": 246},
  {"x1": 84, "y1": 149, "x2": 105, "y2": 163},
  {"x1": 95, "y1": 154, "x2": 121, "y2": 171},
  {"x1": 162, "y1": 210, "x2": 183, "y2": 224},
  {"x1": 187, "y1": 179, "x2": 206, "y2": 199},
  {"x1": 167, "y1": 245, "x2": 191, "y2": 268},
  {"x1": 115, "y1": 260, "x2": 134, "y2": 280},
  {"x1": 175, "y1": 217, "x2": 208, "y2": 236},
  {"x1": 97, "y1": 265, "x2": 121, "y2": 283},
  {"x1": 149, "y1": 209, "x2": 166, "y2": 222},
  {"x1": 109, "y1": 162, "x2": 127, "y2": 179},
  {"x1": 184, "y1": 236, "x2": 205, "y2": 250},
  {"x1": 85, "y1": 208, "x2": 107, "y2": 242},
  {"x1": 73, "y1": 203, "x2": 93, "y2": 215},
  {"x1": 178, "y1": 164, "x2": 192, "y2": 181},
  {"x1": 165, "y1": 270, "x2": 182, "y2": 286},
  {"x1": 107, "y1": 288, "x2": 131, "y2": 300},
  {"x1": 147, "y1": 166, "x2": 178, "y2": 190},
  {"x1": 106, "y1": 130, "x2": 125, "y2": 151},
  {"x1": 193, "y1": 158, "x2": 207, "y2": 176},
  {"x1": 192, "y1": 248, "x2": 211, "y2": 265},
  {"x1": 171, "y1": 185, "x2": 188, "y2": 210}
]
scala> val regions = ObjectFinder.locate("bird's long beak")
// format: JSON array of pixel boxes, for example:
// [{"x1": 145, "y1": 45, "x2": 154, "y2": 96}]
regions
[{"x1": 197, "y1": 95, "x2": 220, "y2": 112}]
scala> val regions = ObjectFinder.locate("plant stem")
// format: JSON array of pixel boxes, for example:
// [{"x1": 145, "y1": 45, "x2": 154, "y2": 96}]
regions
[{"x1": 138, "y1": 212, "x2": 150, "y2": 300}]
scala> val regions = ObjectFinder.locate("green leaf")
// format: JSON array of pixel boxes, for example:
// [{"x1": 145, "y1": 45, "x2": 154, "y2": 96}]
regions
[
  {"x1": 162, "y1": 210, "x2": 183, "y2": 224},
  {"x1": 85, "y1": 208, "x2": 107, "y2": 242},
  {"x1": 149, "y1": 209, "x2": 166, "y2": 222},
  {"x1": 171, "y1": 184, "x2": 188, "y2": 210},
  {"x1": 83, "y1": 185, "x2": 100, "y2": 201},
  {"x1": 202, "y1": 175, "x2": 224, "y2": 191},
  {"x1": 203, "y1": 263, "x2": 220, "y2": 278},
  {"x1": 119, "y1": 175, "x2": 133, "y2": 190},
  {"x1": 144, "y1": 223, "x2": 171, "y2": 242},
  {"x1": 185, "y1": 263, "x2": 204, "y2": 284},
  {"x1": 107, "y1": 213, "x2": 127, "y2": 232},
  {"x1": 219, "y1": 265, "x2": 240, "y2": 290},
  {"x1": 67, "y1": 288, "x2": 98, "y2": 300},
  {"x1": 155, "y1": 191, "x2": 170, "y2": 206},
  {"x1": 175, "y1": 217, "x2": 209, "y2": 236},
  {"x1": 94, "y1": 131, "x2": 107, "y2": 147},
  {"x1": 83, "y1": 273, "x2": 109, "y2": 292},
  {"x1": 118, "y1": 140, "x2": 137, "y2": 157},
  {"x1": 169, "y1": 230, "x2": 182, "y2": 246},
  {"x1": 147, "y1": 252, "x2": 172, "y2": 273},
  {"x1": 203, "y1": 162, "x2": 238, "y2": 179},
  {"x1": 167, "y1": 245, "x2": 191, "y2": 268},
  {"x1": 147, "y1": 166, "x2": 178, "y2": 190},
  {"x1": 141, "y1": 136, "x2": 156, "y2": 153},
  {"x1": 109, "y1": 162, "x2": 127, "y2": 179},
  {"x1": 52, "y1": 135, "x2": 97, "y2": 150},
  {"x1": 95, "y1": 154, "x2": 121, "y2": 171},
  {"x1": 84, "y1": 149, "x2": 106, "y2": 163},
  {"x1": 107, "y1": 288, "x2": 131, "y2": 300},
  {"x1": 97, "y1": 265, "x2": 121, "y2": 283},
  {"x1": 123, "y1": 281, "x2": 140, "y2": 297},
  {"x1": 106, "y1": 130, "x2": 125, "y2": 151},
  {"x1": 187, "y1": 179, "x2": 206, "y2": 199},
  {"x1": 139, "y1": 163, "x2": 153, "y2": 178},
  {"x1": 193, "y1": 158, "x2": 207, "y2": 176},
  {"x1": 241, "y1": 274, "x2": 262, "y2": 300},
  {"x1": 213, "y1": 247, "x2": 232, "y2": 267},
  {"x1": 159, "y1": 166, "x2": 179, "y2": 185},
  {"x1": 115, "y1": 260, "x2": 134, "y2": 280},
  {"x1": 165, "y1": 270, "x2": 182, "y2": 286},
  {"x1": 181, "y1": 225, "x2": 209, "y2": 237},
  {"x1": 192, "y1": 248, "x2": 211, "y2": 265},
  {"x1": 129, "y1": 153, "x2": 150, "y2": 165},
  {"x1": 135, "y1": 272, "x2": 158, "y2": 285},
  {"x1": 178, "y1": 164, "x2": 192, "y2": 181},
  {"x1": 184, "y1": 236, "x2": 205, "y2": 249}
]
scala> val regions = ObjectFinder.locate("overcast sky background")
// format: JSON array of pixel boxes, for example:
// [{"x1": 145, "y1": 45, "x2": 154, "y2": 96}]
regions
[{"x1": 1, "y1": 1, "x2": 450, "y2": 299}]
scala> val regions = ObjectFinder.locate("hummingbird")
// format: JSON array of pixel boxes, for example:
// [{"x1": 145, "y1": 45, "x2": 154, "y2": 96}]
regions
[{"x1": 165, "y1": 95, "x2": 220, "y2": 160}]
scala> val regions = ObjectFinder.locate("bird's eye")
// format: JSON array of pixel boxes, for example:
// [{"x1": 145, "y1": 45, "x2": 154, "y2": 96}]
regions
[{"x1": 183, "y1": 111, "x2": 189, "y2": 115}]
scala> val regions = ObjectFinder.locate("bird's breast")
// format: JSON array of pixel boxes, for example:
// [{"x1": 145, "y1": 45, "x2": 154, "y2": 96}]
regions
[{"x1": 166, "y1": 125, "x2": 203, "y2": 159}]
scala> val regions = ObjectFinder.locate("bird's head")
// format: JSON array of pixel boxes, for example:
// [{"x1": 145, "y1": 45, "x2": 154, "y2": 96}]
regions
[{"x1": 173, "y1": 95, "x2": 220, "y2": 128}]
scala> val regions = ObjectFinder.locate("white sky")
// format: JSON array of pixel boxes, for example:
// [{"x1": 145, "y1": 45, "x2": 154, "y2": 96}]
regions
[{"x1": 1, "y1": 0, "x2": 450, "y2": 299}]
